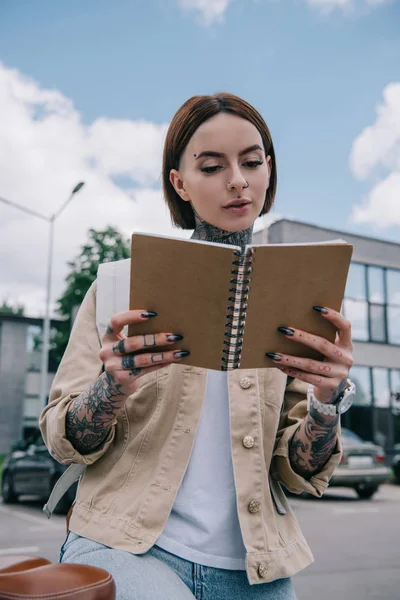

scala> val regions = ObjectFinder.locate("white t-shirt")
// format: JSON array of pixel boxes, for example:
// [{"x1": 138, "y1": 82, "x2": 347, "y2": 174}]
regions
[{"x1": 156, "y1": 370, "x2": 247, "y2": 570}]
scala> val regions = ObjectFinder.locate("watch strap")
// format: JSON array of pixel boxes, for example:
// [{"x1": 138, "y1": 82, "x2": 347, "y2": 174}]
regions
[{"x1": 307, "y1": 379, "x2": 354, "y2": 416}]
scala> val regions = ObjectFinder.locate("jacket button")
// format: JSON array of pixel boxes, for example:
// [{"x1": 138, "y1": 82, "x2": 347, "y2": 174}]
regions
[
  {"x1": 248, "y1": 500, "x2": 261, "y2": 513},
  {"x1": 239, "y1": 377, "x2": 251, "y2": 389},
  {"x1": 258, "y1": 563, "x2": 268, "y2": 578},
  {"x1": 242, "y1": 436, "x2": 254, "y2": 449}
]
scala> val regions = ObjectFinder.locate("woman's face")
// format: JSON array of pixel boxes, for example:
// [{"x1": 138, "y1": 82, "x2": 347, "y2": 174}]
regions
[{"x1": 170, "y1": 113, "x2": 271, "y2": 232}]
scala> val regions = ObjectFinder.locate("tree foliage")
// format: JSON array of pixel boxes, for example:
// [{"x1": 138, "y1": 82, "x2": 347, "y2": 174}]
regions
[
  {"x1": 49, "y1": 226, "x2": 130, "y2": 369},
  {"x1": 0, "y1": 300, "x2": 24, "y2": 315}
]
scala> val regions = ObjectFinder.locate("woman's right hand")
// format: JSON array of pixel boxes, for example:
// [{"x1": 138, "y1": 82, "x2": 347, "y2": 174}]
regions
[{"x1": 99, "y1": 309, "x2": 189, "y2": 397}]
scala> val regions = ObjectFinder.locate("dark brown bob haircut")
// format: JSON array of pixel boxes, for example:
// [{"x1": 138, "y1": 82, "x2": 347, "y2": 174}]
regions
[{"x1": 162, "y1": 92, "x2": 277, "y2": 230}]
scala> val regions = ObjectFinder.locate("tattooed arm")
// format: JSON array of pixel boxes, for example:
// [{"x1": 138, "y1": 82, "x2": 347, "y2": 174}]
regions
[
  {"x1": 65, "y1": 371, "x2": 126, "y2": 455},
  {"x1": 289, "y1": 407, "x2": 339, "y2": 479},
  {"x1": 65, "y1": 312, "x2": 189, "y2": 455}
]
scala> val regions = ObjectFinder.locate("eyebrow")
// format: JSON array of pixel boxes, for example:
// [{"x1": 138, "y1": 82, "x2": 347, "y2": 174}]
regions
[{"x1": 195, "y1": 144, "x2": 264, "y2": 160}]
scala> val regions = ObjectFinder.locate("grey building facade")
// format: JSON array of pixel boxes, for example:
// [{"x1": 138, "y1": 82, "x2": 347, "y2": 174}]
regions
[
  {"x1": 254, "y1": 219, "x2": 400, "y2": 455},
  {"x1": 0, "y1": 314, "x2": 58, "y2": 454}
]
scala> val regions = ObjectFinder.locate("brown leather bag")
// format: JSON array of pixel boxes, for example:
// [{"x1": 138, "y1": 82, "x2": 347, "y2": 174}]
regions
[{"x1": 0, "y1": 556, "x2": 115, "y2": 600}]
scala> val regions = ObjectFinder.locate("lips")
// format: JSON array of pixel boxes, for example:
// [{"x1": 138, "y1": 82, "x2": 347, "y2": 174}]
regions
[{"x1": 224, "y1": 198, "x2": 251, "y2": 208}]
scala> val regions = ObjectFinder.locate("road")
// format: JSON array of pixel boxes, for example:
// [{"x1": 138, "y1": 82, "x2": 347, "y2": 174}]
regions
[
  {"x1": 291, "y1": 484, "x2": 400, "y2": 600},
  {"x1": 0, "y1": 485, "x2": 399, "y2": 599}
]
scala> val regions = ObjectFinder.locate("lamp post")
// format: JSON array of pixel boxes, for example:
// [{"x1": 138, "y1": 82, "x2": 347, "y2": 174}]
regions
[{"x1": 0, "y1": 181, "x2": 85, "y2": 409}]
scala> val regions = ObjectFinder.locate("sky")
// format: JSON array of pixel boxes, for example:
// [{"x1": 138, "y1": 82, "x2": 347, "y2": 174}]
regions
[{"x1": 0, "y1": 0, "x2": 399, "y2": 317}]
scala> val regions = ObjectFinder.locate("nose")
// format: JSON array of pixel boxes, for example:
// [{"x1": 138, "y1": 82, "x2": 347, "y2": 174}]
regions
[{"x1": 227, "y1": 171, "x2": 249, "y2": 193}]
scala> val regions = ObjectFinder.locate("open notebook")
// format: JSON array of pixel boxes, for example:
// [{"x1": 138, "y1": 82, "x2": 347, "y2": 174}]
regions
[{"x1": 127, "y1": 233, "x2": 353, "y2": 370}]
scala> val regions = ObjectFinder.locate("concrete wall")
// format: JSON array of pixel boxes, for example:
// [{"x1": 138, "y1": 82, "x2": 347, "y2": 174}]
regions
[
  {"x1": 264, "y1": 219, "x2": 400, "y2": 269},
  {"x1": 0, "y1": 321, "x2": 29, "y2": 454}
]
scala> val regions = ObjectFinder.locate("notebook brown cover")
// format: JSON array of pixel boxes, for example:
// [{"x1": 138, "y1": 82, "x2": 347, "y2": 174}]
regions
[
  {"x1": 128, "y1": 234, "x2": 237, "y2": 370},
  {"x1": 128, "y1": 233, "x2": 353, "y2": 371},
  {"x1": 240, "y1": 243, "x2": 353, "y2": 368}
]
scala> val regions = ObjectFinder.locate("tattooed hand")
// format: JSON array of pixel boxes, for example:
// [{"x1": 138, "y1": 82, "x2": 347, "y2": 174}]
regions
[
  {"x1": 266, "y1": 306, "x2": 354, "y2": 479},
  {"x1": 100, "y1": 310, "x2": 190, "y2": 397},
  {"x1": 266, "y1": 306, "x2": 353, "y2": 403},
  {"x1": 65, "y1": 310, "x2": 189, "y2": 454}
]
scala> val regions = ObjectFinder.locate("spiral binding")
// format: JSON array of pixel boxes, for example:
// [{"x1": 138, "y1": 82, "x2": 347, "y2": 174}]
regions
[{"x1": 221, "y1": 248, "x2": 254, "y2": 370}]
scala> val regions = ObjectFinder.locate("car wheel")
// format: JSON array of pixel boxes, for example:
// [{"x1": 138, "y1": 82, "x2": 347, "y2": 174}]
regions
[
  {"x1": 394, "y1": 467, "x2": 400, "y2": 485},
  {"x1": 355, "y1": 484, "x2": 377, "y2": 500},
  {"x1": 1, "y1": 472, "x2": 18, "y2": 504}
]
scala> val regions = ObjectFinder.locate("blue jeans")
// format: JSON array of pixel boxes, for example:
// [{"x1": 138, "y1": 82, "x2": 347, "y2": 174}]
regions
[{"x1": 60, "y1": 532, "x2": 297, "y2": 600}]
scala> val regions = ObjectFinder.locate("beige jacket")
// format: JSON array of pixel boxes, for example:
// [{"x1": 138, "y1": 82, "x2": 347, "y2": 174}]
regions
[{"x1": 39, "y1": 263, "x2": 342, "y2": 586}]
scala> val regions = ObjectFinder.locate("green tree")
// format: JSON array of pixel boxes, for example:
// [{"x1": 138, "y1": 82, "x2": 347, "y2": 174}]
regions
[
  {"x1": 49, "y1": 226, "x2": 130, "y2": 369},
  {"x1": 0, "y1": 300, "x2": 24, "y2": 315}
]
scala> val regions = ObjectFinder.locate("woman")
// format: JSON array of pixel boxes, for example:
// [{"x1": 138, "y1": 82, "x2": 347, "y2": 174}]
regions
[{"x1": 40, "y1": 93, "x2": 354, "y2": 600}]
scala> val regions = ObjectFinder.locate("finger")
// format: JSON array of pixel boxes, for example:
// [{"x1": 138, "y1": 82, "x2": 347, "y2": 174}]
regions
[
  {"x1": 265, "y1": 353, "x2": 347, "y2": 380},
  {"x1": 111, "y1": 333, "x2": 183, "y2": 357},
  {"x1": 102, "y1": 310, "x2": 157, "y2": 342},
  {"x1": 119, "y1": 349, "x2": 189, "y2": 371},
  {"x1": 277, "y1": 326, "x2": 353, "y2": 368},
  {"x1": 275, "y1": 365, "x2": 341, "y2": 397},
  {"x1": 313, "y1": 306, "x2": 353, "y2": 349},
  {"x1": 114, "y1": 363, "x2": 164, "y2": 383}
]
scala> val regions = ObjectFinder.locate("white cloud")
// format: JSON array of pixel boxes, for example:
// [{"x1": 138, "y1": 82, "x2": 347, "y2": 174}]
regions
[
  {"x1": 306, "y1": 0, "x2": 350, "y2": 12},
  {"x1": 305, "y1": 0, "x2": 394, "y2": 13},
  {"x1": 351, "y1": 171, "x2": 400, "y2": 227},
  {"x1": 178, "y1": 0, "x2": 232, "y2": 25},
  {"x1": 349, "y1": 82, "x2": 400, "y2": 228},
  {"x1": 0, "y1": 62, "x2": 189, "y2": 317},
  {"x1": 178, "y1": 0, "x2": 395, "y2": 23},
  {"x1": 0, "y1": 61, "x2": 273, "y2": 318}
]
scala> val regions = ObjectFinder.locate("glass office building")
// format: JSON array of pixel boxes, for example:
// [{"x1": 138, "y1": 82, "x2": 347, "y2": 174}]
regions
[{"x1": 254, "y1": 219, "x2": 400, "y2": 455}]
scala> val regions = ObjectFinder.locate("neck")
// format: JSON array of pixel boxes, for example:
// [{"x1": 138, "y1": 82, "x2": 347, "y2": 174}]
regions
[{"x1": 191, "y1": 212, "x2": 253, "y2": 252}]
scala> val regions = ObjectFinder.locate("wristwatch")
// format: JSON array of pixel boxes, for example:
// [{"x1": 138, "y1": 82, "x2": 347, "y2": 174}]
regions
[{"x1": 307, "y1": 379, "x2": 356, "y2": 416}]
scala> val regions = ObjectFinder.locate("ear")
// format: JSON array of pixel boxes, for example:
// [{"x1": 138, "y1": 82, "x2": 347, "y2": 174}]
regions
[
  {"x1": 170, "y1": 169, "x2": 190, "y2": 202},
  {"x1": 266, "y1": 155, "x2": 272, "y2": 179}
]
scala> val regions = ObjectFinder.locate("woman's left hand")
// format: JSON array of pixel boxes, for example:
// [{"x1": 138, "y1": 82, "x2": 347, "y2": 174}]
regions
[{"x1": 266, "y1": 306, "x2": 354, "y2": 403}]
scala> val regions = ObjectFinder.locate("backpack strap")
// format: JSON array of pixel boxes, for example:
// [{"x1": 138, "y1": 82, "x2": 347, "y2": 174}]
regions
[
  {"x1": 96, "y1": 258, "x2": 131, "y2": 339},
  {"x1": 43, "y1": 464, "x2": 85, "y2": 519},
  {"x1": 43, "y1": 259, "x2": 132, "y2": 519}
]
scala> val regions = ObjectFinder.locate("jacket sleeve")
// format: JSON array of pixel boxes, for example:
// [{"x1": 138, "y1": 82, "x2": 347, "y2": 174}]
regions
[
  {"x1": 39, "y1": 280, "x2": 116, "y2": 466},
  {"x1": 270, "y1": 377, "x2": 342, "y2": 497}
]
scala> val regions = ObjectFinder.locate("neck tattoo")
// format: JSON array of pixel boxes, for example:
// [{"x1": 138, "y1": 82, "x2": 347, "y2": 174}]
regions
[{"x1": 191, "y1": 210, "x2": 253, "y2": 252}]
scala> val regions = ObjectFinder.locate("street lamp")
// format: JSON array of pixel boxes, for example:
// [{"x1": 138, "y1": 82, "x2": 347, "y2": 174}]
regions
[{"x1": 0, "y1": 181, "x2": 85, "y2": 409}]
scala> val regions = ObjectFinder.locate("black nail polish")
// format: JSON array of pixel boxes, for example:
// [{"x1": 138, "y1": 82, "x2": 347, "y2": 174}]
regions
[
  {"x1": 265, "y1": 352, "x2": 282, "y2": 361},
  {"x1": 141, "y1": 311, "x2": 158, "y2": 318},
  {"x1": 277, "y1": 327, "x2": 295, "y2": 336},
  {"x1": 174, "y1": 350, "x2": 190, "y2": 358},
  {"x1": 167, "y1": 334, "x2": 184, "y2": 342},
  {"x1": 313, "y1": 306, "x2": 328, "y2": 314}
]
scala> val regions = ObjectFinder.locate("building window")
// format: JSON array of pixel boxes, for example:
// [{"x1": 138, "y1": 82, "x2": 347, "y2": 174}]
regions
[
  {"x1": 368, "y1": 266, "x2": 385, "y2": 303},
  {"x1": 349, "y1": 366, "x2": 372, "y2": 406},
  {"x1": 372, "y1": 368, "x2": 390, "y2": 408},
  {"x1": 391, "y1": 370, "x2": 400, "y2": 410},
  {"x1": 369, "y1": 304, "x2": 386, "y2": 342},
  {"x1": 387, "y1": 270, "x2": 400, "y2": 345},
  {"x1": 387, "y1": 306, "x2": 400, "y2": 345},
  {"x1": 344, "y1": 263, "x2": 400, "y2": 346},
  {"x1": 343, "y1": 299, "x2": 368, "y2": 341}
]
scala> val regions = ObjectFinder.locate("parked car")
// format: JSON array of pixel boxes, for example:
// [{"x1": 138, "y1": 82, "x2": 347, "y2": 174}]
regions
[
  {"x1": 329, "y1": 428, "x2": 390, "y2": 499},
  {"x1": 1, "y1": 428, "x2": 77, "y2": 514},
  {"x1": 392, "y1": 444, "x2": 400, "y2": 485}
]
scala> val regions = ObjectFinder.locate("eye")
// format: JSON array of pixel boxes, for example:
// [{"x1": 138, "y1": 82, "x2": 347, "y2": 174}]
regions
[
  {"x1": 200, "y1": 165, "x2": 223, "y2": 173},
  {"x1": 243, "y1": 160, "x2": 264, "y2": 168}
]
